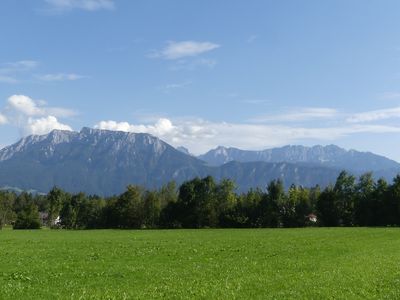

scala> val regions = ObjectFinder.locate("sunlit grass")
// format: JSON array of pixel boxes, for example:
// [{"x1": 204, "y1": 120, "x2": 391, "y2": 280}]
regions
[{"x1": 1, "y1": 228, "x2": 400, "y2": 299}]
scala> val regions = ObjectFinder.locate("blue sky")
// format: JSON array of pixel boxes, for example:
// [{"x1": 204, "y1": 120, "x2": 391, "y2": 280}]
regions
[{"x1": 1, "y1": 0, "x2": 400, "y2": 160}]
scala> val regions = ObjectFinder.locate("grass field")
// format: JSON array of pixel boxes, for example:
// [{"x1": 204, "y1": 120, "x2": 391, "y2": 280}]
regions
[{"x1": 1, "y1": 228, "x2": 400, "y2": 299}]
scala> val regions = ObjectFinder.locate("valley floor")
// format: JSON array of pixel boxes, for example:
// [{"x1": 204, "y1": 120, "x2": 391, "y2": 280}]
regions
[{"x1": 0, "y1": 228, "x2": 399, "y2": 299}]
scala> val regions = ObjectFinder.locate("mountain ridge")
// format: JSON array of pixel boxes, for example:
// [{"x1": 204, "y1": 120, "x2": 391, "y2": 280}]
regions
[
  {"x1": 0, "y1": 128, "x2": 398, "y2": 195},
  {"x1": 197, "y1": 145, "x2": 400, "y2": 173}
]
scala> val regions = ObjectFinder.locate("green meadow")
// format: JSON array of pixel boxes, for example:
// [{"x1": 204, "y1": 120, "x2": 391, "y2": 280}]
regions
[{"x1": 1, "y1": 228, "x2": 400, "y2": 299}]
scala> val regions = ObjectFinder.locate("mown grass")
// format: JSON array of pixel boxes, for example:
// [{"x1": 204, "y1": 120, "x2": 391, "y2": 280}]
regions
[{"x1": 1, "y1": 228, "x2": 400, "y2": 299}]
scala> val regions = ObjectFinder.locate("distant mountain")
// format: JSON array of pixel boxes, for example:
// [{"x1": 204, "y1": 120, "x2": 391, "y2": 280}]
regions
[
  {"x1": 0, "y1": 128, "x2": 206, "y2": 195},
  {"x1": 0, "y1": 128, "x2": 394, "y2": 196},
  {"x1": 198, "y1": 145, "x2": 400, "y2": 175}
]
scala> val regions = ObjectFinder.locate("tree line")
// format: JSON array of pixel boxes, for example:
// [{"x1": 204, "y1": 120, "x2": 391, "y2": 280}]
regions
[{"x1": 1, "y1": 171, "x2": 400, "y2": 229}]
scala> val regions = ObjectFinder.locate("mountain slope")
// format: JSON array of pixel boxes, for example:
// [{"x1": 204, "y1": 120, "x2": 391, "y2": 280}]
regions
[
  {"x1": 0, "y1": 129, "x2": 379, "y2": 195},
  {"x1": 198, "y1": 145, "x2": 400, "y2": 174},
  {"x1": 0, "y1": 128, "x2": 207, "y2": 195}
]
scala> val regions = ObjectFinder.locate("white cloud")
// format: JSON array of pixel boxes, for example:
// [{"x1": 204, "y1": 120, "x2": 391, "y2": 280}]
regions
[
  {"x1": 95, "y1": 118, "x2": 175, "y2": 136},
  {"x1": 0, "y1": 113, "x2": 7, "y2": 125},
  {"x1": 44, "y1": 0, "x2": 114, "y2": 11},
  {"x1": 152, "y1": 41, "x2": 220, "y2": 60},
  {"x1": 346, "y1": 107, "x2": 400, "y2": 123},
  {"x1": 6, "y1": 95, "x2": 77, "y2": 118},
  {"x1": 36, "y1": 73, "x2": 86, "y2": 81},
  {"x1": 94, "y1": 117, "x2": 400, "y2": 155},
  {"x1": 251, "y1": 107, "x2": 339, "y2": 123},
  {"x1": 24, "y1": 116, "x2": 72, "y2": 135},
  {"x1": 0, "y1": 95, "x2": 75, "y2": 136},
  {"x1": 7, "y1": 95, "x2": 44, "y2": 116}
]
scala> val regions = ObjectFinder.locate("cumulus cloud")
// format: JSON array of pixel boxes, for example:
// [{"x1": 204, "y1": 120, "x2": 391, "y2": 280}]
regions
[
  {"x1": 25, "y1": 116, "x2": 72, "y2": 135},
  {"x1": 251, "y1": 107, "x2": 339, "y2": 123},
  {"x1": 94, "y1": 117, "x2": 400, "y2": 155},
  {"x1": 6, "y1": 95, "x2": 77, "y2": 118},
  {"x1": 7, "y1": 95, "x2": 44, "y2": 116},
  {"x1": 346, "y1": 107, "x2": 400, "y2": 123},
  {"x1": 44, "y1": 0, "x2": 115, "y2": 11},
  {"x1": 0, "y1": 94, "x2": 75, "y2": 136},
  {"x1": 95, "y1": 118, "x2": 175, "y2": 136},
  {"x1": 36, "y1": 73, "x2": 86, "y2": 81},
  {"x1": 152, "y1": 41, "x2": 220, "y2": 60}
]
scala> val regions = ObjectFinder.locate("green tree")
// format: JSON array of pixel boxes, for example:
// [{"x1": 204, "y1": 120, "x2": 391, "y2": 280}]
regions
[
  {"x1": 0, "y1": 191, "x2": 16, "y2": 227},
  {"x1": 316, "y1": 186, "x2": 338, "y2": 226},
  {"x1": 13, "y1": 202, "x2": 41, "y2": 229},
  {"x1": 281, "y1": 185, "x2": 312, "y2": 227},
  {"x1": 114, "y1": 185, "x2": 144, "y2": 228},
  {"x1": 354, "y1": 173, "x2": 375, "y2": 226},
  {"x1": 143, "y1": 191, "x2": 161, "y2": 228},
  {"x1": 333, "y1": 171, "x2": 356, "y2": 226},
  {"x1": 215, "y1": 179, "x2": 237, "y2": 226},
  {"x1": 47, "y1": 187, "x2": 67, "y2": 226},
  {"x1": 259, "y1": 179, "x2": 284, "y2": 227}
]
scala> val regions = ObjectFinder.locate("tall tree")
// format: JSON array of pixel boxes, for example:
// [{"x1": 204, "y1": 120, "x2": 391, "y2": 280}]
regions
[
  {"x1": 333, "y1": 171, "x2": 356, "y2": 226},
  {"x1": 13, "y1": 202, "x2": 41, "y2": 229},
  {"x1": 354, "y1": 173, "x2": 375, "y2": 226},
  {"x1": 114, "y1": 185, "x2": 144, "y2": 228},
  {"x1": 259, "y1": 179, "x2": 284, "y2": 227},
  {"x1": 47, "y1": 187, "x2": 68, "y2": 226}
]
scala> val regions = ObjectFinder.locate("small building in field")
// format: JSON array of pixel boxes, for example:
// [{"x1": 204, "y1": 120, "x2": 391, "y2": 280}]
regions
[{"x1": 306, "y1": 213, "x2": 317, "y2": 223}]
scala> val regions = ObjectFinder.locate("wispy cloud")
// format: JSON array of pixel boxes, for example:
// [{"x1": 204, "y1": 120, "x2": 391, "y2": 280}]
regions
[
  {"x1": 0, "y1": 60, "x2": 40, "y2": 83},
  {"x1": 159, "y1": 81, "x2": 192, "y2": 93},
  {"x1": 247, "y1": 34, "x2": 258, "y2": 43},
  {"x1": 0, "y1": 60, "x2": 86, "y2": 84},
  {"x1": 239, "y1": 99, "x2": 270, "y2": 105},
  {"x1": 251, "y1": 107, "x2": 339, "y2": 123},
  {"x1": 151, "y1": 41, "x2": 220, "y2": 60},
  {"x1": 0, "y1": 76, "x2": 19, "y2": 84},
  {"x1": 44, "y1": 0, "x2": 115, "y2": 12},
  {"x1": 380, "y1": 92, "x2": 400, "y2": 100},
  {"x1": 346, "y1": 106, "x2": 400, "y2": 123},
  {"x1": 36, "y1": 73, "x2": 87, "y2": 81},
  {"x1": 169, "y1": 58, "x2": 217, "y2": 71},
  {"x1": 1, "y1": 60, "x2": 39, "y2": 71}
]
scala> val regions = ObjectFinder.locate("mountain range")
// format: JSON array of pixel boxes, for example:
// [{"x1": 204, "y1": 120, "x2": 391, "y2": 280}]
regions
[
  {"x1": 198, "y1": 145, "x2": 400, "y2": 173},
  {"x1": 0, "y1": 128, "x2": 398, "y2": 196}
]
